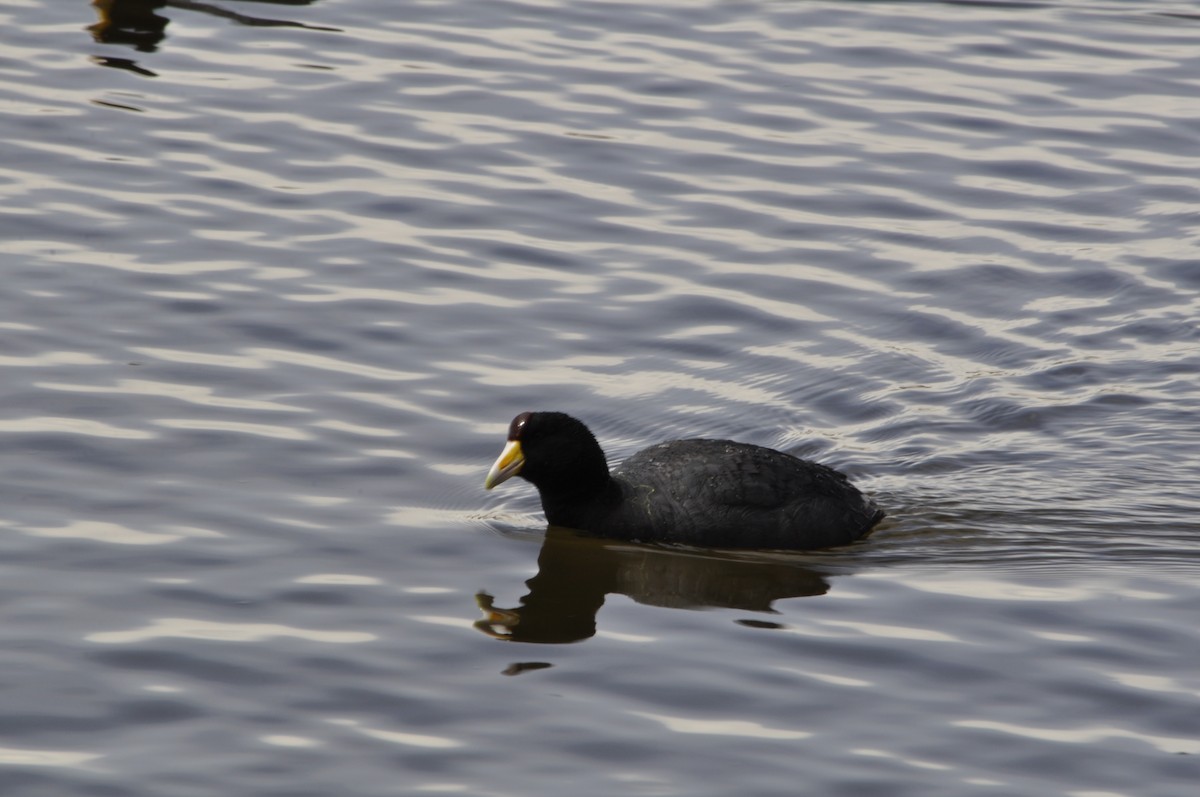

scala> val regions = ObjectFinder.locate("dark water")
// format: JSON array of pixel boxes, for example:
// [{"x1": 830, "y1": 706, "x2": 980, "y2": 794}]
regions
[{"x1": 2, "y1": 1, "x2": 1198, "y2": 794}]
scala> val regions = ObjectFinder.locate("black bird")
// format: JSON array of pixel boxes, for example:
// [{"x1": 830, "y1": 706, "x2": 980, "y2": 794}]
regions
[{"x1": 485, "y1": 411, "x2": 884, "y2": 550}]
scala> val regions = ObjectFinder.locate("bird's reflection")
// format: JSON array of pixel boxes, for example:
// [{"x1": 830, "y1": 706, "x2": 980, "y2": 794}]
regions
[
  {"x1": 88, "y1": 0, "x2": 334, "y2": 55},
  {"x1": 476, "y1": 527, "x2": 833, "y2": 644},
  {"x1": 89, "y1": 0, "x2": 170, "y2": 51}
]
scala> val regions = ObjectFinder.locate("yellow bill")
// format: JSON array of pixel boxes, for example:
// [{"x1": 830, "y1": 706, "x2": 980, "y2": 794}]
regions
[{"x1": 484, "y1": 439, "x2": 525, "y2": 489}]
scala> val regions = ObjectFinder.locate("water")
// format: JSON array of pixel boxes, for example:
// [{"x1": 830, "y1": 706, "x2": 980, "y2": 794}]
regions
[{"x1": 1, "y1": 0, "x2": 1198, "y2": 794}]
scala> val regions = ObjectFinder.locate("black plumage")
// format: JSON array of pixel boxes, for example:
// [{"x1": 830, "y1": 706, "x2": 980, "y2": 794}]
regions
[{"x1": 485, "y1": 411, "x2": 884, "y2": 550}]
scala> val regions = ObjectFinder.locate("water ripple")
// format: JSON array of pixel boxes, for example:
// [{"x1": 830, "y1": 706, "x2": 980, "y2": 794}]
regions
[
  {"x1": 2, "y1": 2, "x2": 1199, "y2": 796},
  {"x1": 86, "y1": 619, "x2": 376, "y2": 646}
]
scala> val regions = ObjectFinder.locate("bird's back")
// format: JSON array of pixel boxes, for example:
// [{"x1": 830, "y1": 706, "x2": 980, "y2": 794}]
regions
[{"x1": 608, "y1": 439, "x2": 882, "y2": 549}]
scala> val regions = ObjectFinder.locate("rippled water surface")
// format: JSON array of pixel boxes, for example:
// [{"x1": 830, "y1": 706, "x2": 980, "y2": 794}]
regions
[{"x1": 2, "y1": 0, "x2": 1199, "y2": 794}]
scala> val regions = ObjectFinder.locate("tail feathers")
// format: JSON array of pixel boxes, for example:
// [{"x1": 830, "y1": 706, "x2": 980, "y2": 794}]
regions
[{"x1": 860, "y1": 507, "x2": 886, "y2": 537}]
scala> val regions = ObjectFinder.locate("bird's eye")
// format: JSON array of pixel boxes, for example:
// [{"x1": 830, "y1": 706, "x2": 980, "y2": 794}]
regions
[{"x1": 509, "y1": 412, "x2": 532, "y2": 441}]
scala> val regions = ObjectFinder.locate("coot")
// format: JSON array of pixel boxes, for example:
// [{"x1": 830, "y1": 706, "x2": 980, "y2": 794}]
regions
[{"x1": 485, "y1": 411, "x2": 884, "y2": 550}]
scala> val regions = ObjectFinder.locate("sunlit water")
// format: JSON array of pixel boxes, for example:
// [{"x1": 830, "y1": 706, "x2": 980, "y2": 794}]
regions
[{"x1": 1, "y1": 1, "x2": 1198, "y2": 795}]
